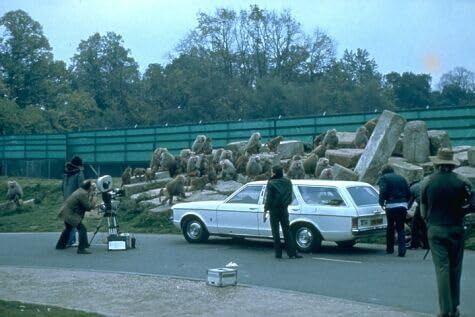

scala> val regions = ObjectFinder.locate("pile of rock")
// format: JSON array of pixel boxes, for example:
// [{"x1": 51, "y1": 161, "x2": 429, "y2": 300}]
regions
[{"x1": 124, "y1": 110, "x2": 474, "y2": 212}]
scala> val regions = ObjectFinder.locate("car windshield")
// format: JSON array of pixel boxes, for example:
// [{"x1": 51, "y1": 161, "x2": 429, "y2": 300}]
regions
[
  {"x1": 347, "y1": 186, "x2": 379, "y2": 206},
  {"x1": 227, "y1": 186, "x2": 263, "y2": 204},
  {"x1": 297, "y1": 186, "x2": 345, "y2": 206}
]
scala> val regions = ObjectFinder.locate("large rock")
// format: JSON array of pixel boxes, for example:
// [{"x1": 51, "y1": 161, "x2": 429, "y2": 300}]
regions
[
  {"x1": 403, "y1": 121, "x2": 430, "y2": 163},
  {"x1": 336, "y1": 132, "x2": 356, "y2": 148},
  {"x1": 418, "y1": 161, "x2": 435, "y2": 176},
  {"x1": 214, "y1": 180, "x2": 243, "y2": 195},
  {"x1": 388, "y1": 156, "x2": 407, "y2": 164},
  {"x1": 130, "y1": 188, "x2": 163, "y2": 202},
  {"x1": 255, "y1": 152, "x2": 281, "y2": 165},
  {"x1": 354, "y1": 110, "x2": 406, "y2": 184},
  {"x1": 455, "y1": 151, "x2": 468, "y2": 166},
  {"x1": 0, "y1": 199, "x2": 35, "y2": 213},
  {"x1": 225, "y1": 141, "x2": 247, "y2": 155},
  {"x1": 389, "y1": 160, "x2": 424, "y2": 184},
  {"x1": 428, "y1": 130, "x2": 451, "y2": 155},
  {"x1": 130, "y1": 171, "x2": 170, "y2": 184},
  {"x1": 331, "y1": 164, "x2": 358, "y2": 181},
  {"x1": 325, "y1": 149, "x2": 364, "y2": 169},
  {"x1": 454, "y1": 166, "x2": 475, "y2": 185},
  {"x1": 468, "y1": 147, "x2": 475, "y2": 167},
  {"x1": 452, "y1": 146, "x2": 472, "y2": 153},
  {"x1": 277, "y1": 140, "x2": 304, "y2": 159},
  {"x1": 392, "y1": 136, "x2": 404, "y2": 157},
  {"x1": 123, "y1": 178, "x2": 172, "y2": 196}
]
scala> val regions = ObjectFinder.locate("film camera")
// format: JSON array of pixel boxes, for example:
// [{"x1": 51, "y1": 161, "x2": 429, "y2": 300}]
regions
[{"x1": 89, "y1": 175, "x2": 136, "y2": 251}]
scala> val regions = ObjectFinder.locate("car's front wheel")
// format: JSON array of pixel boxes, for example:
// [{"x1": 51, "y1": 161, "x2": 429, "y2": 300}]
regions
[
  {"x1": 182, "y1": 218, "x2": 209, "y2": 243},
  {"x1": 292, "y1": 224, "x2": 322, "y2": 253}
]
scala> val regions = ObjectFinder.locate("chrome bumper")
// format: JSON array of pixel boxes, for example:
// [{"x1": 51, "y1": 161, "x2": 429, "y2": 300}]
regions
[{"x1": 351, "y1": 225, "x2": 387, "y2": 237}]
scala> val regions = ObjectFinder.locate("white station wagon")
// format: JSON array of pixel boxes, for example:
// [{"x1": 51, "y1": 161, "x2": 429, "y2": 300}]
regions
[{"x1": 172, "y1": 180, "x2": 387, "y2": 252}]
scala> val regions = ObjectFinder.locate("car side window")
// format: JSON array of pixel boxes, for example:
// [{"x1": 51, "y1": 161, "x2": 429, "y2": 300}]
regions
[
  {"x1": 227, "y1": 186, "x2": 263, "y2": 204},
  {"x1": 297, "y1": 186, "x2": 346, "y2": 206}
]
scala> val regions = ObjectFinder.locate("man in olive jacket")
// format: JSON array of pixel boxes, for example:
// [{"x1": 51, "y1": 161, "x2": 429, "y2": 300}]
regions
[
  {"x1": 263, "y1": 165, "x2": 302, "y2": 259},
  {"x1": 421, "y1": 148, "x2": 472, "y2": 317},
  {"x1": 56, "y1": 180, "x2": 96, "y2": 254}
]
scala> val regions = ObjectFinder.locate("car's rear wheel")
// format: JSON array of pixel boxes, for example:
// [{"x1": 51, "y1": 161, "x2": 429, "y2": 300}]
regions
[
  {"x1": 182, "y1": 218, "x2": 209, "y2": 243},
  {"x1": 292, "y1": 224, "x2": 322, "y2": 253},
  {"x1": 336, "y1": 240, "x2": 356, "y2": 248}
]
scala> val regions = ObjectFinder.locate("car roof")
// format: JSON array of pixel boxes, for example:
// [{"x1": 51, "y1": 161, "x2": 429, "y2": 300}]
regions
[{"x1": 247, "y1": 179, "x2": 373, "y2": 188}]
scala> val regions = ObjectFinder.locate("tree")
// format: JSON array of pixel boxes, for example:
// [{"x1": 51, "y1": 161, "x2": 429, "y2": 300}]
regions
[
  {"x1": 71, "y1": 32, "x2": 140, "y2": 111},
  {"x1": 0, "y1": 10, "x2": 69, "y2": 108},
  {"x1": 438, "y1": 67, "x2": 475, "y2": 92},
  {"x1": 384, "y1": 72, "x2": 432, "y2": 109}
]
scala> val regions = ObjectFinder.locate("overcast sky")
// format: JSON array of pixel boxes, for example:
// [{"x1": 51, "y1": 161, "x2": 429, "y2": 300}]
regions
[{"x1": 1, "y1": 0, "x2": 474, "y2": 86}]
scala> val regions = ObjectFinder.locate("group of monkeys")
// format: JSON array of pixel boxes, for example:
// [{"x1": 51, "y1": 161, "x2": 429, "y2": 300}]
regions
[{"x1": 119, "y1": 118, "x2": 377, "y2": 205}]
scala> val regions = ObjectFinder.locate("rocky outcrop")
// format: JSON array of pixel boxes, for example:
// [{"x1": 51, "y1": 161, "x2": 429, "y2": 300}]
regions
[{"x1": 403, "y1": 121, "x2": 430, "y2": 163}]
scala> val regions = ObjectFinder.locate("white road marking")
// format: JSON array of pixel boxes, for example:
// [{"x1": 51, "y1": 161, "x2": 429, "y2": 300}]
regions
[{"x1": 312, "y1": 257, "x2": 362, "y2": 264}]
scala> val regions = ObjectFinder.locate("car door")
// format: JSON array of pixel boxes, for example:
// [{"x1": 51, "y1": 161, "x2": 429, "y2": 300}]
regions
[
  {"x1": 258, "y1": 185, "x2": 301, "y2": 238},
  {"x1": 216, "y1": 185, "x2": 263, "y2": 236}
]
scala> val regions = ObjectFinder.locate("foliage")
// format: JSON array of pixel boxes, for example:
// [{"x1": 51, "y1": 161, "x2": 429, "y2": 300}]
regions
[{"x1": 0, "y1": 8, "x2": 474, "y2": 134}]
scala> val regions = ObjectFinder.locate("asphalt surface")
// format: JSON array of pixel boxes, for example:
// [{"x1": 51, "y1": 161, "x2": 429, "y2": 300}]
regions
[{"x1": 0, "y1": 232, "x2": 474, "y2": 316}]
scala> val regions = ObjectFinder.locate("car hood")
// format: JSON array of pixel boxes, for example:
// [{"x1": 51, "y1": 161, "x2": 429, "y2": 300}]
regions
[{"x1": 172, "y1": 200, "x2": 223, "y2": 210}]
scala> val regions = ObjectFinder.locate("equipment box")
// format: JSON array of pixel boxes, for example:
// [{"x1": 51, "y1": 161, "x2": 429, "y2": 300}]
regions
[{"x1": 207, "y1": 268, "x2": 237, "y2": 287}]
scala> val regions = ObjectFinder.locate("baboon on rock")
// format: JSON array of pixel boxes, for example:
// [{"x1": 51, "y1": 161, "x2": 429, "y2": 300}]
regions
[
  {"x1": 266, "y1": 136, "x2": 283, "y2": 153},
  {"x1": 190, "y1": 175, "x2": 209, "y2": 191},
  {"x1": 303, "y1": 153, "x2": 318, "y2": 175},
  {"x1": 246, "y1": 156, "x2": 262, "y2": 179},
  {"x1": 187, "y1": 155, "x2": 201, "y2": 177},
  {"x1": 133, "y1": 168, "x2": 146, "y2": 181},
  {"x1": 121, "y1": 167, "x2": 132, "y2": 187},
  {"x1": 287, "y1": 158, "x2": 306, "y2": 179},
  {"x1": 245, "y1": 132, "x2": 261, "y2": 155},
  {"x1": 314, "y1": 157, "x2": 330, "y2": 179},
  {"x1": 219, "y1": 159, "x2": 237, "y2": 181},
  {"x1": 159, "y1": 175, "x2": 187, "y2": 205},
  {"x1": 354, "y1": 126, "x2": 369, "y2": 149},
  {"x1": 319, "y1": 167, "x2": 333, "y2": 180},
  {"x1": 322, "y1": 129, "x2": 339, "y2": 149}
]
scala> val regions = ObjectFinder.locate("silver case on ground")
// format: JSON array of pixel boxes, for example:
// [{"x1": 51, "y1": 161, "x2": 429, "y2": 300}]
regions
[{"x1": 206, "y1": 268, "x2": 237, "y2": 287}]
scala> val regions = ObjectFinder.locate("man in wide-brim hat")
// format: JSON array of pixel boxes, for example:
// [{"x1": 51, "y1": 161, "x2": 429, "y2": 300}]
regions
[{"x1": 421, "y1": 148, "x2": 472, "y2": 317}]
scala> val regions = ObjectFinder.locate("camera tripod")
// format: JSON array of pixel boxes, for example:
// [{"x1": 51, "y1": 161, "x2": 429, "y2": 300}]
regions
[{"x1": 89, "y1": 211, "x2": 120, "y2": 245}]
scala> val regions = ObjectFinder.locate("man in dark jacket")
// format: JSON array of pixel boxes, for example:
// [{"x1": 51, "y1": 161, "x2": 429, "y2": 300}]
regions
[
  {"x1": 62, "y1": 156, "x2": 85, "y2": 247},
  {"x1": 56, "y1": 180, "x2": 97, "y2": 254},
  {"x1": 263, "y1": 165, "x2": 302, "y2": 259},
  {"x1": 378, "y1": 164, "x2": 411, "y2": 257},
  {"x1": 421, "y1": 148, "x2": 472, "y2": 317}
]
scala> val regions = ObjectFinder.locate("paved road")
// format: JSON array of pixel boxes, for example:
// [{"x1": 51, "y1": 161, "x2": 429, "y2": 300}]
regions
[{"x1": 0, "y1": 232, "x2": 474, "y2": 316}]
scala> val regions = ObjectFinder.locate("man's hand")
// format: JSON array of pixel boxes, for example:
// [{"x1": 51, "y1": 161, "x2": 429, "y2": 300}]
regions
[{"x1": 263, "y1": 210, "x2": 268, "y2": 223}]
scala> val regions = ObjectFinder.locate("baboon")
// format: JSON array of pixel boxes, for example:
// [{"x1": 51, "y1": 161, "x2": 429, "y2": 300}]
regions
[
  {"x1": 144, "y1": 168, "x2": 155, "y2": 182},
  {"x1": 150, "y1": 148, "x2": 167, "y2": 172},
  {"x1": 260, "y1": 157, "x2": 273, "y2": 174},
  {"x1": 6, "y1": 180, "x2": 23, "y2": 206},
  {"x1": 323, "y1": 129, "x2": 339, "y2": 149},
  {"x1": 202, "y1": 136, "x2": 213, "y2": 155},
  {"x1": 319, "y1": 167, "x2": 333, "y2": 180},
  {"x1": 235, "y1": 152, "x2": 249, "y2": 174},
  {"x1": 315, "y1": 157, "x2": 330, "y2": 179},
  {"x1": 191, "y1": 135, "x2": 207, "y2": 154},
  {"x1": 312, "y1": 144, "x2": 327, "y2": 158},
  {"x1": 159, "y1": 150, "x2": 177, "y2": 176},
  {"x1": 133, "y1": 168, "x2": 146, "y2": 181},
  {"x1": 303, "y1": 153, "x2": 318, "y2": 175},
  {"x1": 364, "y1": 118, "x2": 377, "y2": 136},
  {"x1": 190, "y1": 175, "x2": 209, "y2": 191},
  {"x1": 178, "y1": 149, "x2": 193, "y2": 173},
  {"x1": 187, "y1": 155, "x2": 201, "y2": 177},
  {"x1": 207, "y1": 164, "x2": 218, "y2": 184},
  {"x1": 246, "y1": 156, "x2": 262, "y2": 179},
  {"x1": 287, "y1": 159, "x2": 306, "y2": 179},
  {"x1": 245, "y1": 132, "x2": 261, "y2": 155},
  {"x1": 159, "y1": 175, "x2": 187, "y2": 205},
  {"x1": 219, "y1": 149, "x2": 233, "y2": 163},
  {"x1": 219, "y1": 159, "x2": 237, "y2": 181},
  {"x1": 121, "y1": 167, "x2": 132, "y2": 187},
  {"x1": 212, "y1": 148, "x2": 224, "y2": 164},
  {"x1": 354, "y1": 126, "x2": 369, "y2": 149},
  {"x1": 197, "y1": 154, "x2": 211, "y2": 177},
  {"x1": 313, "y1": 132, "x2": 326, "y2": 148},
  {"x1": 266, "y1": 136, "x2": 283, "y2": 152}
]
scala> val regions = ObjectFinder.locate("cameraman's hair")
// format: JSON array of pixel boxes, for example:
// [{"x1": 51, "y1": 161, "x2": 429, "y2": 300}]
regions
[
  {"x1": 379, "y1": 164, "x2": 394, "y2": 175},
  {"x1": 80, "y1": 180, "x2": 93, "y2": 191}
]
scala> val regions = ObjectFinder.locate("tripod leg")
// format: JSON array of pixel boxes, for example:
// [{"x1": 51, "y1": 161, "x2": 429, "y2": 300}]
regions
[{"x1": 89, "y1": 217, "x2": 105, "y2": 245}]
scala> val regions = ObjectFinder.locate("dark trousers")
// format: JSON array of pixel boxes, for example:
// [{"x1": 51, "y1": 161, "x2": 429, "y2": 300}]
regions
[
  {"x1": 385, "y1": 207, "x2": 407, "y2": 255},
  {"x1": 56, "y1": 222, "x2": 88, "y2": 250},
  {"x1": 410, "y1": 207, "x2": 429, "y2": 249},
  {"x1": 270, "y1": 207, "x2": 296, "y2": 257},
  {"x1": 428, "y1": 225, "x2": 465, "y2": 316}
]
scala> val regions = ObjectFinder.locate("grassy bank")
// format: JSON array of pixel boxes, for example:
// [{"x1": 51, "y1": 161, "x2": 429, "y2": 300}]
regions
[{"x1": 0, "y1": 177, "x2": 178, "y2": 234}]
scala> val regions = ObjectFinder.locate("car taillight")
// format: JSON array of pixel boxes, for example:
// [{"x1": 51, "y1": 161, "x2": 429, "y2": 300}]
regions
[{"x1": 352, "y1": 217, "x2": 358, "y2": 229}]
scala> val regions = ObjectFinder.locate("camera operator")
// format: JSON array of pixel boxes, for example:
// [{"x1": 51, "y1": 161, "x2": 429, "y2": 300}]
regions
[{"x1": 56, "y1": 180, "x2": 97, "y2": 254}]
